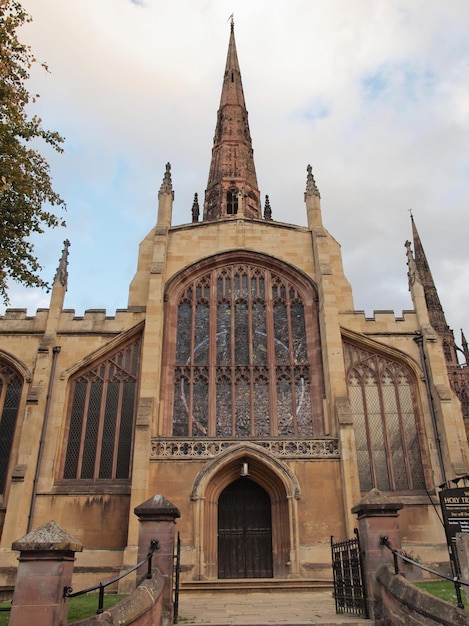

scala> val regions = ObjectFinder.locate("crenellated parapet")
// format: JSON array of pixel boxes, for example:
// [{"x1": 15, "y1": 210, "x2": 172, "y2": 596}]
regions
[{"x1": 0, "y1": 307, "x2": 146, "y2": 334}]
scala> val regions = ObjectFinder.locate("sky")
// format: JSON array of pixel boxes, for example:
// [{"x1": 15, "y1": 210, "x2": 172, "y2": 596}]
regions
[{"x1": 5, "y1": 0, "x2": 469, "y2": 349}]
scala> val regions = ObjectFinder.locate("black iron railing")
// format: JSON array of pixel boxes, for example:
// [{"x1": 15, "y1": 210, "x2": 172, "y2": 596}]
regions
[
  {"x1": 64, "y1": 539, "x2": 159, "y2": 615},
  {"x1": 380, "y1": 536, "x2": 469, "y2": 610},
  {"x1": 173, "y1": 531, "x2": 181, "y2": 624}
]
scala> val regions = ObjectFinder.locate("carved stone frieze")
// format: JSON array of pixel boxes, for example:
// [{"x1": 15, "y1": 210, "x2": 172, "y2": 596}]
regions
[{"x1": 150, "y1": 438, "x2": 339, "y2": 459}]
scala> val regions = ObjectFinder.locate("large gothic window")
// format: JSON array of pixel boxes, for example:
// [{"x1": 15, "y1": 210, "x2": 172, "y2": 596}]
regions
[
  {"x1": 0, "y1": 363, "x2": 22, "y2": 495},
  {"x1": 170, "y1": 260, "x2": 322, "y2": 438},
  {"x1": 62, "y1": 337, "x2": 140, "y2": 481},
  {"x1": 344, "y1": 342, "x2": 425, "y2": 492}
]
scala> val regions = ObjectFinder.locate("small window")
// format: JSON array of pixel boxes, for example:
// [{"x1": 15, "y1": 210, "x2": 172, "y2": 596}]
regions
[{"x1": 226, "y1": 191, "x2": 238, "y2": 215}]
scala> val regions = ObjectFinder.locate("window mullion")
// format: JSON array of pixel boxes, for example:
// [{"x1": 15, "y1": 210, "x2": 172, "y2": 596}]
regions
[
  {"x1": 265, "y1": 272, "x2": 277, "y2": 435},
  {"x1": 188, "y1": 285, "x2": 196, "y2": 437},
  {"x1": 286, "y1": 286, "x2": 298, "y2": 436},
  {"x1": 208, "y1": 270, "x2": 217, "y2": 436},
  {"x1": 0, "y1": 377, "x2": 7, "y2": 412},
  {"x1": 94, "y1": 374, "x2": 108, "y2": 481},
  {"x1": 361, "y1": 376, "x2": 378, "y2": 489},
  {"x1": 376, "y1": 361, "x2": 395, "y2": 491},
  {"x1": 111, "y1": 380, "x2": 124, "y2": 479},
  {"x1": 77, "y1": 381, "x2": 92, "y2": 479},
  {"x1": 230, "y1": 269, "x2": 236, "y2": 434},
  {"x1": 247, "y1": 272, "x2": 255, "y2": 436},
  {"x1": 395, "y1": 371, "x2": 414, "y2": 489}
]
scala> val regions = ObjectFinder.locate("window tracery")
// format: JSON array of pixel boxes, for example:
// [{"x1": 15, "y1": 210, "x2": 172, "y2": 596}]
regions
[
  {"x1": 170, "y1": 261, "x2": 321, "y2": 438},
  {"x1": 344, "y1": 342, "x2": 425, "y2": 492},
  {"x1": 0, "y1": 363, "x2": 22, "y2": 494},
  {"x1": 62, "y1": 336, "x2": 140, "y2": 481}
]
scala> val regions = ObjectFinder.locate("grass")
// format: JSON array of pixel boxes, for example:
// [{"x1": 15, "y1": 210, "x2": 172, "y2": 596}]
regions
[
  {"x1": 415, "y1": 580, "x2": 468, "y2": 607},
  {"x1": 67, "y1": 593, "x2": 127, "y2": 622},
  {"x1": 0, "y1": 605, "x2": 9, "y2": 626},
  {"x1": 0, "y1": 593, "x2": 126, "y2": 624}
]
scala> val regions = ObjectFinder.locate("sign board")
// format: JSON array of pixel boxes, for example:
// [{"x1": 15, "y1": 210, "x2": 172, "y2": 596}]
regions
[{"x1": 439, "y1": 487, "x2": 469, "y2": 545}]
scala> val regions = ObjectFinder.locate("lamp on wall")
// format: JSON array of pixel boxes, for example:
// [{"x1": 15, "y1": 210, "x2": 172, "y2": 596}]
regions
[{"x1": 240, "y1": 461, "x2": 250, "y2": 477}]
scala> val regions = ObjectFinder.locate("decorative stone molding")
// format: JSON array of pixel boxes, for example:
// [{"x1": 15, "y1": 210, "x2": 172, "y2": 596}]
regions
[
  {"x1": 151, "y1": 262, "x2": 164, "y2": 274},
  {"x1": 26, "y1": 386, "x2": 41, "y2": 404},
  {"x1": 11, "y1": 465, "x2": 27, "y2": 482},
  {"x1": 151, "y1": 438, "x2": 339, "y2": 459}
]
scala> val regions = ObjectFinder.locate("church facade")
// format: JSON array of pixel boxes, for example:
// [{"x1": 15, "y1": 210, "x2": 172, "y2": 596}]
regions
[{"x1": 0, "y1": 24, "x2": 468, "y2": 588}]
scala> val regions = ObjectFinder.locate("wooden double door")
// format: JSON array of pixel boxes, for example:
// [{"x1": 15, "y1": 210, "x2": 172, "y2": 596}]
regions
[{"x1": 218, "y1": 478, "x2": 273, "y2": 578}]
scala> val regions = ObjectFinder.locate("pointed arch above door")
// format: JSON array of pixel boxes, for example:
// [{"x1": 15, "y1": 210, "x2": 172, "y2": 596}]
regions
[{"x1": 190, "y1": 443, "x2": 300, "y2": 579}]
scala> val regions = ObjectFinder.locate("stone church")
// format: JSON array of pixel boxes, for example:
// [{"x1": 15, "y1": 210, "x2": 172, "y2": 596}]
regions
[{"x1": 0, "y1": 23, "x2": 468, "y2": 589}]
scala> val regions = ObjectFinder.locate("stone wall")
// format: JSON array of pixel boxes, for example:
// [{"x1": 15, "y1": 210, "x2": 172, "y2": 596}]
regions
[
  {"x1": 377, "y1": 564, "x2": 469, "y2": 626},
  {"x1": 70, "y1": 573, "x2": 164, "y2": 626}
]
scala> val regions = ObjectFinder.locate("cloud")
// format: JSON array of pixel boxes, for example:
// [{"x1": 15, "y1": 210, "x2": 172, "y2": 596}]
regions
[{"x1": 5, "y1": 0, "x2": 469, "y2": 344}]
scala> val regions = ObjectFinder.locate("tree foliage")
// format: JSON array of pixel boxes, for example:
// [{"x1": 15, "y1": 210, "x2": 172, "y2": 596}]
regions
[{"x1": 0, "y1": 0, "x2": 66, "y2": 303}]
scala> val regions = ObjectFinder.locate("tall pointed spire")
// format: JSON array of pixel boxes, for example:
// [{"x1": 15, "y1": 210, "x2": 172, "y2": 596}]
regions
[
  {"x1": 462, "y1": 330, "x2": 469, "y2": 366},
  {"x1": 203, "y1": 19, "x2": 261, "y2": 221},
  {"x1": 410, "y1": 213, "x2": 458, "y2": 365}
]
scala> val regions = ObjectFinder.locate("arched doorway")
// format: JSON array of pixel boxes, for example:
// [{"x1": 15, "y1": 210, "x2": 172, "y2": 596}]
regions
[
  {"x1": 218, "y1": 478, "x2": 273, "y2": 578},
  {"x1": 191, "y1": 443, "x2": 301, "y2": 579}
]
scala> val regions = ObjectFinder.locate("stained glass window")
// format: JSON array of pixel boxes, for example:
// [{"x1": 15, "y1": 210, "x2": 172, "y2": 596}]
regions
[
  {"x1": 344, "y1": 342, "x2": 425, "y2": 492},
  {"x1": 63, "y1": 337, "x2": 140, "y2": 480},
  {"x1": 0, "y1": 364, "x2": 22, "y2": 494},
  {"x1": 171, "y1": 262, "x2": 319, "y2": 437}
]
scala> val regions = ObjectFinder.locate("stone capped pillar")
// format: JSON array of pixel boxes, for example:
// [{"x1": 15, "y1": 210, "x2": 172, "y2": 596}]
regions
[
  {"x1": 134, "y1": 494, "x2": 180, "y2": 611},
  {"x1": 10, "y1": 520, "x2": 82, "y2": 626},
  {"x1": 351, "y1": 488, "x2": 403, "y2": 621}
]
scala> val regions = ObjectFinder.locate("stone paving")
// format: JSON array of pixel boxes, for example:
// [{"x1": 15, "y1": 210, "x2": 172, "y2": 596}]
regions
[{"x1": 176, "y1": 590, "x2": 371, "y2": 625}]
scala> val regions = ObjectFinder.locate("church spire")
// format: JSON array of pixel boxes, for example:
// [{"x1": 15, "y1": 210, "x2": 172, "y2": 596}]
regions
[
  {"x1": 203, "y1": 19, "x2": 261, "y2": 221},
  {"x1": 462, "y1": 329, "x2": 469, "y2": 366},
  {"x1": 410, "y1": 213, "x2": 458, "y2": 365}
]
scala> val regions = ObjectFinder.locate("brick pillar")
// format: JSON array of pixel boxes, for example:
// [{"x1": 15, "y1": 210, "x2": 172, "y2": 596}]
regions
[
  {"x1": 351, "y1": 488, "x2": 403, "y2": 621},
  {"x1": 134, "y1": 495, "x2": 180, "y2": 615},
  {"x1": 9, "y1": 520, "x2": 82, "y2": 626}
]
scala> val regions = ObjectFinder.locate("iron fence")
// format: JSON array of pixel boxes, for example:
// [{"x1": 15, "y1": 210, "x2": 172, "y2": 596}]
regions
[
  {"x1": 173, "y1": 531, "x2": 181, "y2": 623},
  {"x1": 331, "y1": 529, "x2": 368, "y2": 617},
  {"x1": 380, "y1": 535, "x2": 469, "y2": 610},
  {"x1": 63, "y1": 539, "x2": 159, "y2": 615}
]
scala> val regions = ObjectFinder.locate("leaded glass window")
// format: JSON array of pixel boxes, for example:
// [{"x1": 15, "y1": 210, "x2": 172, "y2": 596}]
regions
[
  {"x1": 171, "y1": 262, "x2": 319, "y2": 437},
  {"x1": 63, "y1": 337, "x2": 140, "y2": 480},
  {"x1": 344, "y1": 342, "x2": 425, "y2": 492},
  {"x1": 0, "y1": 364, "x2": 22, "y2": 494}
]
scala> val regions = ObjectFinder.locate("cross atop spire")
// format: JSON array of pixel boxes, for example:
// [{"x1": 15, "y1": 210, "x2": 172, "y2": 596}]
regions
[{"x1": 203, "y1": 21, "x2": 261, "y2": 221}]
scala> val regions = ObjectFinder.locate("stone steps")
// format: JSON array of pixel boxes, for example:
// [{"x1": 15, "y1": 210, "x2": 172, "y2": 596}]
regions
[
  {"x1": 181, "y1": 578, "x2": 334, "y2": 592},
  {"x1": 175, "y1": 587, "x2": 371, "y2": 626}
]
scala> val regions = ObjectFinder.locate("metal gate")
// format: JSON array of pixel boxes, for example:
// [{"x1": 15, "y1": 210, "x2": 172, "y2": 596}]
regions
[
  {"x1": 331, "y1": 529, "x2": 368, "y2": 617},
  {"x1": 173, "y1": 532, "x2": 181, "y2": 624}
]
